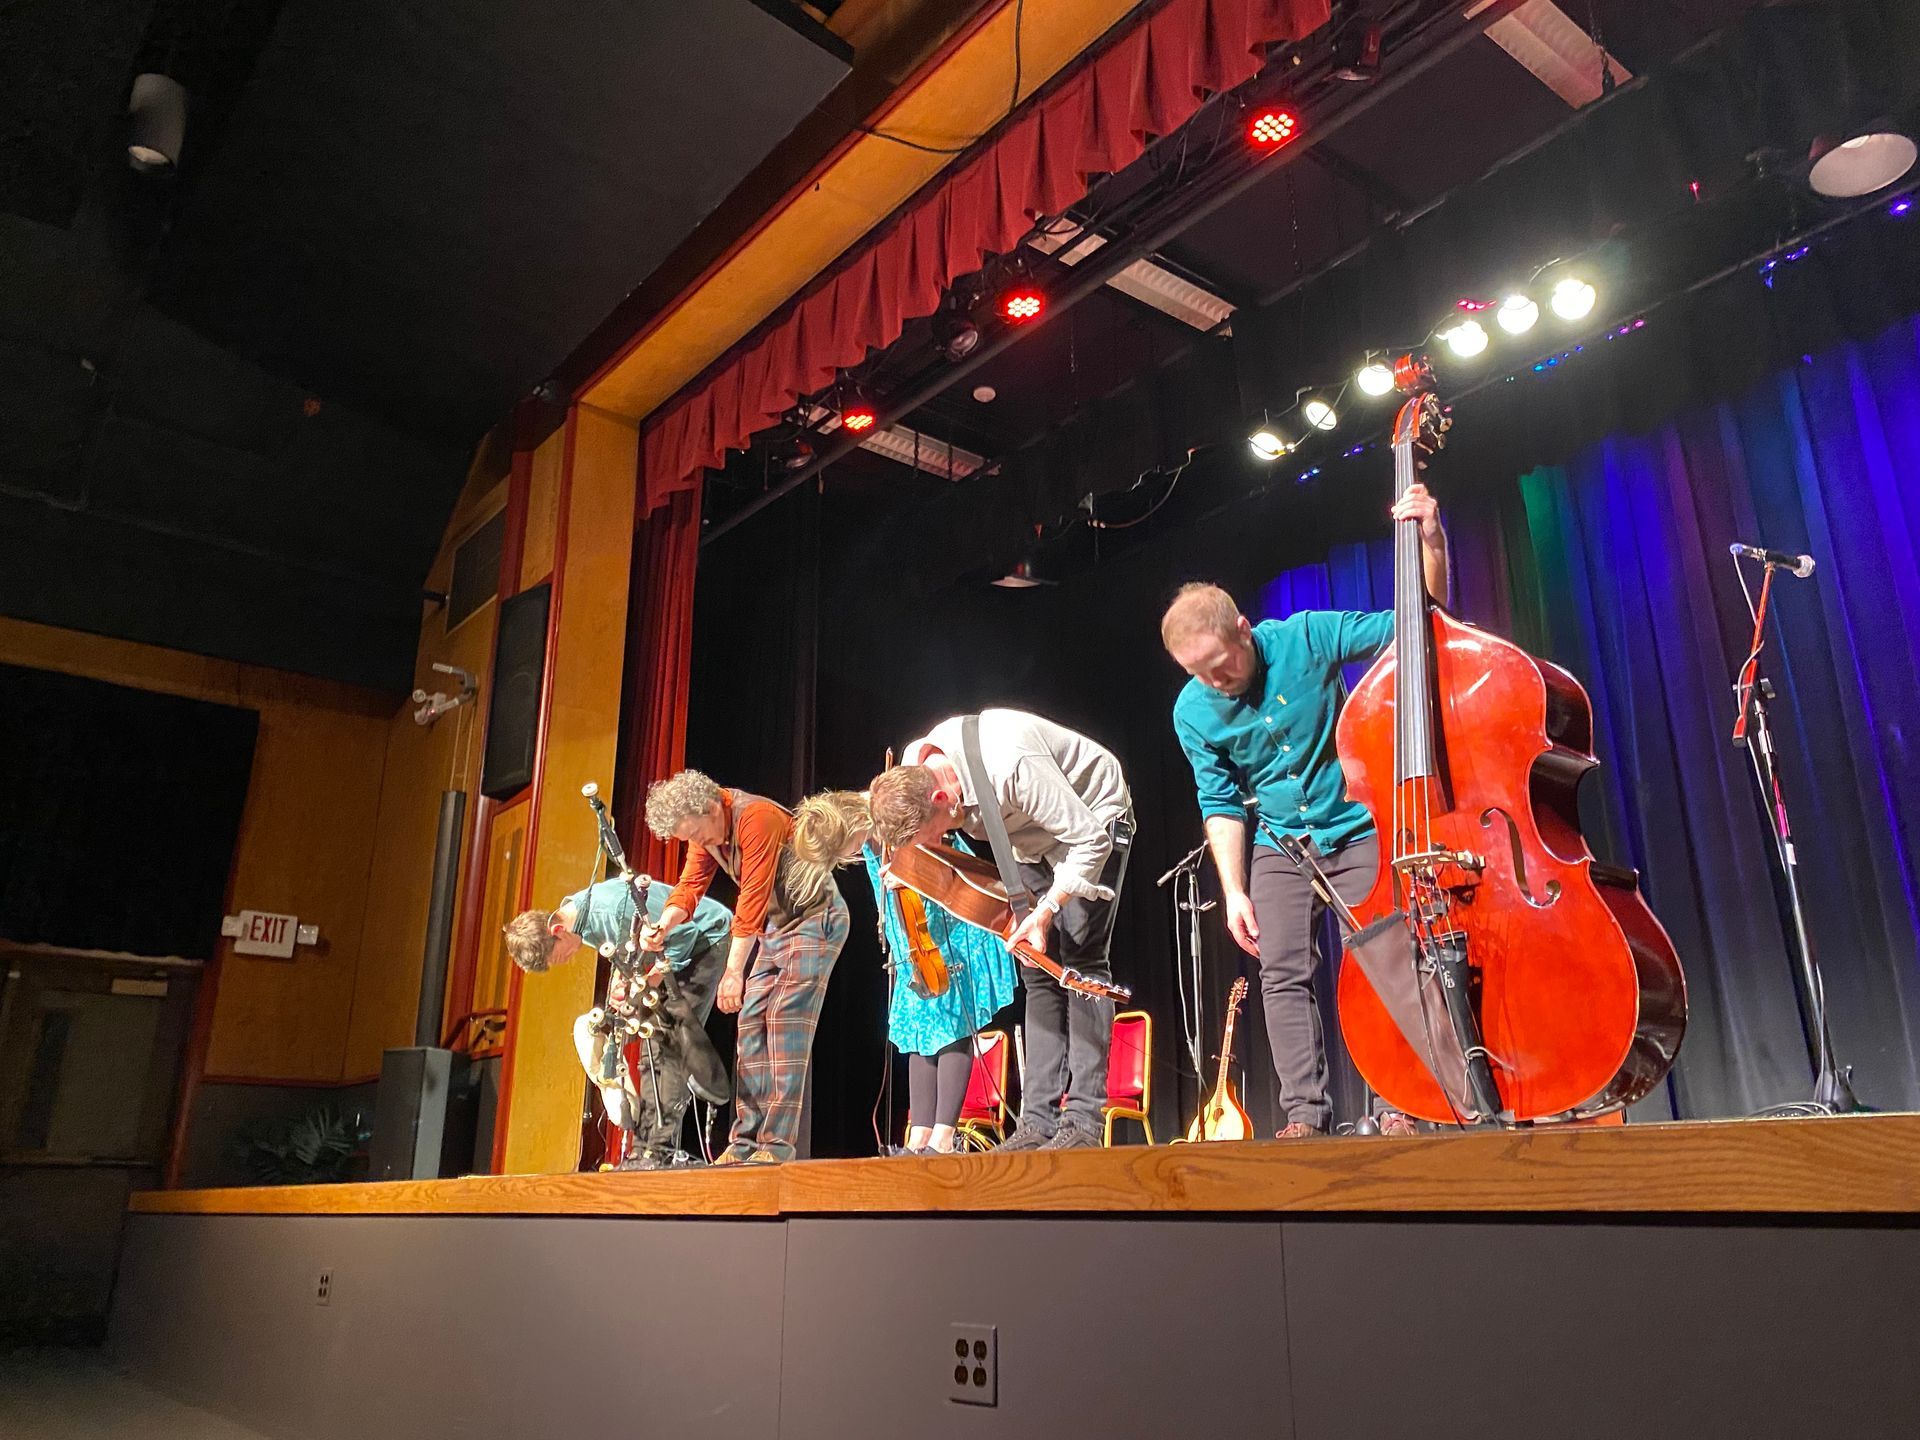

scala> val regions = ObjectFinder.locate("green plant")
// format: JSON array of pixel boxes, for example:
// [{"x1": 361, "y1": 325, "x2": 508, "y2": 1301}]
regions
[{"x1": 232, "y1": 1104, "x2": 369, "y2": 1185}]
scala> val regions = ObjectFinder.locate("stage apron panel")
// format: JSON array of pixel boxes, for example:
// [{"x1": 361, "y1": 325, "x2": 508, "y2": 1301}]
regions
[{"x1": 109, "y1": 1213, "x2": 785, "y2": 1440}]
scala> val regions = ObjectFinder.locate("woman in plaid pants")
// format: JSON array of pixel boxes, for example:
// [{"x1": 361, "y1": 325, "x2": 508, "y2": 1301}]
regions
[{"x1": 644, "y1": 770, "x2": 848, "y2": 1164}]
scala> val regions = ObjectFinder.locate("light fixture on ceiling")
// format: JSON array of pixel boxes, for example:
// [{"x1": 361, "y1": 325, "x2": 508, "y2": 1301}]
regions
[
  {"x1": 999, "y1": 285, "x2": 1045, "y2": 323},
  {"x1": 1249, "y1": 425, "x2": 1294, "y2": 461},
  {"x1": 1549, "y1": 276, "x2": 1597, "y2": 321},
  {"x1": 992, "y1": 527, "x2": 1053, "y2": 588},
  {"x1": 1808, "y1": 129, "x2": 1918, "y2": 199},
  {"x1": 839, "y1": 387, "x2": 879, "y2": 433},
  {"x1": 1248, "y1": 108, "x2": 1299, "y2": 150},
  {"x1": 1302, "y1": 398, "x2": 1338, "y2": 432},
  {"x1": 127, "y1": 73, "x2": 187, "y2": 172},
  {"x1": 933, "y1": 300, "x2": 982, "y2": 361},
  {"x1": 1496, "y1": 293, "x2": 1540, "y2": 334},
  {"x1": 1355, "y1": 361, "x2": 1396, "y2": 397},
  {"x1": 1440, "y1": 318, "x2": 1490, "y2": 358}
]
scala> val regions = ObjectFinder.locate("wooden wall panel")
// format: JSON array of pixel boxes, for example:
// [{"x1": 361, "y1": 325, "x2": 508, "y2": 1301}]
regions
[
  {"x1": 0, "y1": 616, "x2": 392, "y2": 1084},
  {"x1": 498, "y1": 406, "x2": 639, "y2": 1175},
  {"x1": 470, "y1": 798, "x2": 530, "y2": 1019},
  {"x1": 519, "y1": 428, "x2": 566, "y2": 590},
  {"x1": 342, "y1": 482, "x2": 507, "y2": 1077}
]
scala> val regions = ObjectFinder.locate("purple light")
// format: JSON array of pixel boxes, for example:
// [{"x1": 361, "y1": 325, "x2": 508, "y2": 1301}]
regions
[
  {"x1": 1891, "y1": 195, "x2": 1915, "y2": 218},
  {"x1": 1633, "y1": 318, "x2": 1646, "y2": 329},
  {"x1": 1784, "y1": 245, "x2": 1811, "y2": 263}
]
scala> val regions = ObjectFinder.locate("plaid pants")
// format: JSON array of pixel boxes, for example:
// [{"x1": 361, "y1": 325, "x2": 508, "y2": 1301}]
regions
[{"x1": 727, "y1": 888, "x2": 849, "y2": 1161}]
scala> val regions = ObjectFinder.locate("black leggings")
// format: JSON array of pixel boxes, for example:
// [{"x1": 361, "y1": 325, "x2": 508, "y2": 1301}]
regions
[{"x1": 907, "y1": 1040, "x2": 973, "y2": 1129}]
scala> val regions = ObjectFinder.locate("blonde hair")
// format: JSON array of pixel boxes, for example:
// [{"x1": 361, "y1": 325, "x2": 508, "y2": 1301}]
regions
[
  {"x1": 1160, "y1": 582, "x2": 1242, "y2": 651},
  {"x1": 503, "y1": 908, "x2": 558, "y2": 972},
  {"x1": 867, "y1": 765, "x2": 939, "y2": 853},
  {"x1": 644, "y1": 769, "x2": 722, "y2": 840},
  {"x1": 786, "y1": 790, "x2": 871, "y2": 910}
]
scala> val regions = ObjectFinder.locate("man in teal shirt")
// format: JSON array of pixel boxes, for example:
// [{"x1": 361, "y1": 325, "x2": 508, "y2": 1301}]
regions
[
  {"x1": 1162, "y1": 482, "x2": 1447, "y2": 1137},
  {"x1": 504, "y1": 879, "x2": 732, "y2": 1165}
]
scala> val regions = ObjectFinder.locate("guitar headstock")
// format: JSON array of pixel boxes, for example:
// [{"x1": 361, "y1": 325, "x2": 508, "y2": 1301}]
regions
[
  {"x1": 1227, "y1": 976, "x2": 1248, "y2": 1010},
  {"x1": 1392, "y1": 386, "x2": 1451, "y2": 464}
]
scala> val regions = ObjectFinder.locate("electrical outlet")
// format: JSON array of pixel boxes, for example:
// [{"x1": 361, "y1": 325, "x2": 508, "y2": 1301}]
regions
[
  {"x1": 315, "y1": 1270, "x2": 332, "y2": 1306},
  {"x1": 949, "y1": 1323, "x2": 996, "y2": 1406}
]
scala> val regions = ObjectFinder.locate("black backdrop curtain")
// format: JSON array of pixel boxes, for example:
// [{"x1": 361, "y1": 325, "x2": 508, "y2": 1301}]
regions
[{"x1": 0, "y1": 664, "x2": 257, "y2": 958}]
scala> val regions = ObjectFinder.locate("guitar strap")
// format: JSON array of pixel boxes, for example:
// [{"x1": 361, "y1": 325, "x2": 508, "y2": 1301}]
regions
[{"x1": 958, "y1": 714, "x2": 1035, "y2": 922}]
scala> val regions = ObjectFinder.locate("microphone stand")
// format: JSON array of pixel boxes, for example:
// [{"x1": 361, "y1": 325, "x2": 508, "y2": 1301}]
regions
[
  {"x1": 1728, "y1": 559, "x2": 1860, "y2": 1115},
  {"x1": 1158, "y1": 840, "x2": 1215, "y2": 1094}
]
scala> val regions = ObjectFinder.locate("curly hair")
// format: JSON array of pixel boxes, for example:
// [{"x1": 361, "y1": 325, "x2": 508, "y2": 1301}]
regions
[
  {"x1": 1160, "y1": 581, "x2": 1242, "y2": 651},
  {"x1": 867, "y1": 764, "x2": 939, "y2": 853},
  {"x1": 644, "y1": 768, "x2": 723, "y2": 840},
  {"x1": 503, "y1": 908, "x2": 558, "y2": 973}
]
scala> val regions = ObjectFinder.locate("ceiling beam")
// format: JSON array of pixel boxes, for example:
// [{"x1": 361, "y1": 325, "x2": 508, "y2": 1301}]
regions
[{"x1": 1466, "y1": 0, "x2": 1630, "y2": 107}]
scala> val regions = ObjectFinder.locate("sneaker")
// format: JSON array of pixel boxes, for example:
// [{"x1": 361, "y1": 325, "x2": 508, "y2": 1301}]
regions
[
  {"x1": 1038, "y1": 1122, "x2": 1101, "y2": 1151},
  {"x1": 992, "y1": 1122, "x2": 1056, "y2": 1152},
  {"x1": 1276, "y1": 1121, "x2": 1329, "y2": 1139},
  {"x1": 1377, "y1": 1111, "x2": 1419, "y2": 1137}
]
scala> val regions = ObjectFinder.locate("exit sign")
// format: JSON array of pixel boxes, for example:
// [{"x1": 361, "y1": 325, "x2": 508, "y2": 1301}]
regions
[{"x1": 221, "y1": 910, "x2": 319, "y2": 959}]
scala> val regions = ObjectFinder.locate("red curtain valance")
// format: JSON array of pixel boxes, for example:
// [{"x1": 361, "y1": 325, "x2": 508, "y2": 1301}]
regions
[{"x1": 638, "y1": 0, "x2": 1331, "y2": 514}]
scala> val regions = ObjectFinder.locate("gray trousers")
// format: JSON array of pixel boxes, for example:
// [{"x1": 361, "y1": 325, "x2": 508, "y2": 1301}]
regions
[
  {"x1": 629, "y1": 940, "x2": 724, "y2": 1151},
  {"x1": 1248, "y1": 832, "x2": 1379, "y2": 1131},
  {"x1": 1015, "y1": 816, "x2": 1134, "y2": 1135}
]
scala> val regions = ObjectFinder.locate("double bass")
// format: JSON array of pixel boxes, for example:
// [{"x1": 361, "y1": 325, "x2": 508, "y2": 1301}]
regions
[{"x1": 1333, "y1": 359, "x2": 1686, "y2": 1124}]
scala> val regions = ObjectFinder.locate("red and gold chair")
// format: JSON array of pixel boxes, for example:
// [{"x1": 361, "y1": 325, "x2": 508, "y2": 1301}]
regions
[
  {"x1": 1102, "y1": 1009, "x2": 1154, "y2": 1146},
  {"x1": 953, "y1": 1029, "x2": 1012, "y2": 1151}
]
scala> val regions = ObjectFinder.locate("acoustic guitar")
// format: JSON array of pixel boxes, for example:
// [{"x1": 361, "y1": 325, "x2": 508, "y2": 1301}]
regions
[
  {"x1": 885, "y1": 840, "x2": 1132, "y2": 1004},
  {"x1": 1186, "y1": 977, "x2": 1253, "y2": 1142}
]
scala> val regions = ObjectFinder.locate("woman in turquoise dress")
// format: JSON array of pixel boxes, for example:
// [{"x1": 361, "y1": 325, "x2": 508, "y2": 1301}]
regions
[{"x1": 791, "y1": 791, "x2": 1016, "y2": 1153}]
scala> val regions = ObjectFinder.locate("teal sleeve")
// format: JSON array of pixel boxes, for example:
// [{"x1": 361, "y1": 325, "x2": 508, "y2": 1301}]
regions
[
  {"x1": 1304, "y1": 609, "x2": 1394, "y2": 667},
  {"x1": 566, "y1": 880, "x2": 636, "y2": 953},
  {"x1": 1174, "y1": 705, "x2": 1246, "y2": 823},
  {"x1": 643, "y1": 882, "x2": 730, "y2": 968}
]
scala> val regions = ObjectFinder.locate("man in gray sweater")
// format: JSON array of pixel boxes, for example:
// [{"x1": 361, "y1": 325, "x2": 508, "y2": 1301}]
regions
[{"x1": 869, "y1": 709, "x2": 1134, "y2": 1151}]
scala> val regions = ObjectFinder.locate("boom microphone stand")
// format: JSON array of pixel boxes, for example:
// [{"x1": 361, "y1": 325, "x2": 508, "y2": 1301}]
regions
[
  {"x1": 1728, "y1": 549, "x2": 1860, "y2": 1115},
  {"x1": 1157, "y1": 840, "x2": 1214, "y2": 1087}
]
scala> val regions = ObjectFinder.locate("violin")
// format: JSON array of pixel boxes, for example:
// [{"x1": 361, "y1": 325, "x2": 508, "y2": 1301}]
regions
[
  {"x1": 884, "y1": 840, "x2": 1132, "y2": 1004},
  {"x1": 1332, "y1": 358, "x2": 1686, "y2": 1123},
  {"x1": 890, "y1": 885, "x2": 950, "y2": 998}
]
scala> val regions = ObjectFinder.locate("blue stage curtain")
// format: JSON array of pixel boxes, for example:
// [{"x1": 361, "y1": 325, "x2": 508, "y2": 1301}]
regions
[{"x1": 1259, "y1": 316, "x2": 1920, "y2": 1118}]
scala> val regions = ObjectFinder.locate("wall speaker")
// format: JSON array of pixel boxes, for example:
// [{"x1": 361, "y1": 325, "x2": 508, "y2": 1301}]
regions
[{"x1": 481, "y1": 582, "x2": 549, "y2": 799}]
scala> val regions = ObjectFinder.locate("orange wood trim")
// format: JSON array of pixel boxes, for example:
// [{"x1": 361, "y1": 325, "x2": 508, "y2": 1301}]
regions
[
  {"x1": 489, "y1": 408, "x2": 579, "y2": 1173},
  {"x1": 575, "y1": 0, "x2": 1015, "y2": 402},
  {"x1": 131, "y1": 1115, "x2": 1920, "y2": 1218},
  {"x1": 197, "y1": 1074, "x2": 383, "y2": 1088}
]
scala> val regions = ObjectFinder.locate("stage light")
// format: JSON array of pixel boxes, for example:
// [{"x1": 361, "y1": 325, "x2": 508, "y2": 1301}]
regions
[
  {"x1": 1355, "y1": 362, "x2": 1395, "y2": 397},
  {"x1": 1496, "y1": 293, "x2": 1539, "y2": 335},
  {"x1": 1249, "y1": 109, "x2": 1298, "y2": 149},
  {"x1": 1440, "y1": 319, "x2": 1489, "y2": 359},
  {"x1": 1808, "y1": 130, "x2": 1917, "y2": 199},
  {"x1": 1549, "y1": 277, "x2": 1597, "y2": 321},
  {"x1": 992, "y1": 558, "x2": 1047, "y2": 589},
  {"x1": 1888, "y1": 194, "x2": 1914, "y2": 218},
  {"x1": 934, "y1": 309, "x2": 981, "y2": 362},
  {"x1": 127, "y1": 73, "x2": 187, "y2": 172},
  {"x1": 840, "y1": 397, "x2": 878, "y2": 432},
  {"x1": 1249, "y1": 427, "x2": 1294, "y2": 461},
  {"x1": 1000, "y1": 287, "x2": 1045, "y2": 323},
  {"x1": 1302, "y1": 398, "x2": 1338, "y2": 432}
]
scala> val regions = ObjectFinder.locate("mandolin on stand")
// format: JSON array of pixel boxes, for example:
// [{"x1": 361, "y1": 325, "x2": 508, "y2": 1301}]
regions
[{"x1": 1187, "y1": 977, "x2": 1254, "y2": 1142}]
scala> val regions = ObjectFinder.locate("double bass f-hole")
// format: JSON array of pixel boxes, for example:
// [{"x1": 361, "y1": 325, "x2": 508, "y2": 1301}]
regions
[{"x1": 1479, "y1": 807, "x2": 1561, "y2": 908}]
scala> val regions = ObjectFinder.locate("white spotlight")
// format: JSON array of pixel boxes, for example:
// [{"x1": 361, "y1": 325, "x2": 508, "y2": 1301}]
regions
[
  {"x1": 1496, "y1": 294, "x2": 1539, "y2": 335},
  {"x1": 1441, "y1": 319, "x2": 1489, "y2": 359},
  {"x1": 1356, "y1": 362, "x2": 1395, "y2": 397},
  {"x1": 1302, "y1": 399, "x2": 1338, "y2": 432},
  {"x1": 1549, "y1": 277, "x2": 1597, "y2": 321},
  {"x1": 1808, "y1": 131, "x2": 1918, "y2": 199},
  {"x1": 1249, "y1": 428, "x2": 1293, "y2": 461},
  {"x1": 127, "y1": 73, "x2": 187, "y2": 172}
]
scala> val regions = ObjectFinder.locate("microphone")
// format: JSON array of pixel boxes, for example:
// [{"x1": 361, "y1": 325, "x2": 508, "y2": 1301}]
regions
[
  {"x1": 1729, "y1": 542, "x2": 1814, "y2": 578},
  {"x1": 581, "y1": 781, "x2": 629, "y2": 871}
]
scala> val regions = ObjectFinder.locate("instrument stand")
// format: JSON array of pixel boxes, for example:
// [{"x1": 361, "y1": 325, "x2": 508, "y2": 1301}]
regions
[
  {"x1": 1731, "y1": 641, "x2": 1860, "y2": 1115},
  {"x1": 1251, "y1": 816, "x2": 1381, "y2": 1135},
  {"x1": 1157, "y1": 840, "x2": 1215, "y2": 1093}
]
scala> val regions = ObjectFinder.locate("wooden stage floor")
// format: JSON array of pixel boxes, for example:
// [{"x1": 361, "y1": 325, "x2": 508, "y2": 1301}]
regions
[{"x1": 130, "y1": 1111, "x2": 1920, "y2": 1218}]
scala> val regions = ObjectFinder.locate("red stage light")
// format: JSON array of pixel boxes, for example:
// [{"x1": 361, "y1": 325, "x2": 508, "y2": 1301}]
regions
[
  {"x1": 1000, "y1": 288, "x2": 1045, "y2": 323},
  {"x1": 841, "y1": 406, "x2": 878, "y2": 433},
  {"x1": 1248, "y1": 109, "x2": 1298, "y2": 149}
]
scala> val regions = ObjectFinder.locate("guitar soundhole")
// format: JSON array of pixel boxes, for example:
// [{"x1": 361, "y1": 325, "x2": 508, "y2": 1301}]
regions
[{"x1": 1480, "y1": 807, "x2": 1561, "y2": 908}]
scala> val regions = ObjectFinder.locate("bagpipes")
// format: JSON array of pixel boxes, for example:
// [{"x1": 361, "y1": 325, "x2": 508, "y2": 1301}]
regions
[{"x1": 577, "y1": 783, "x2": 729, "y2": 1106}]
